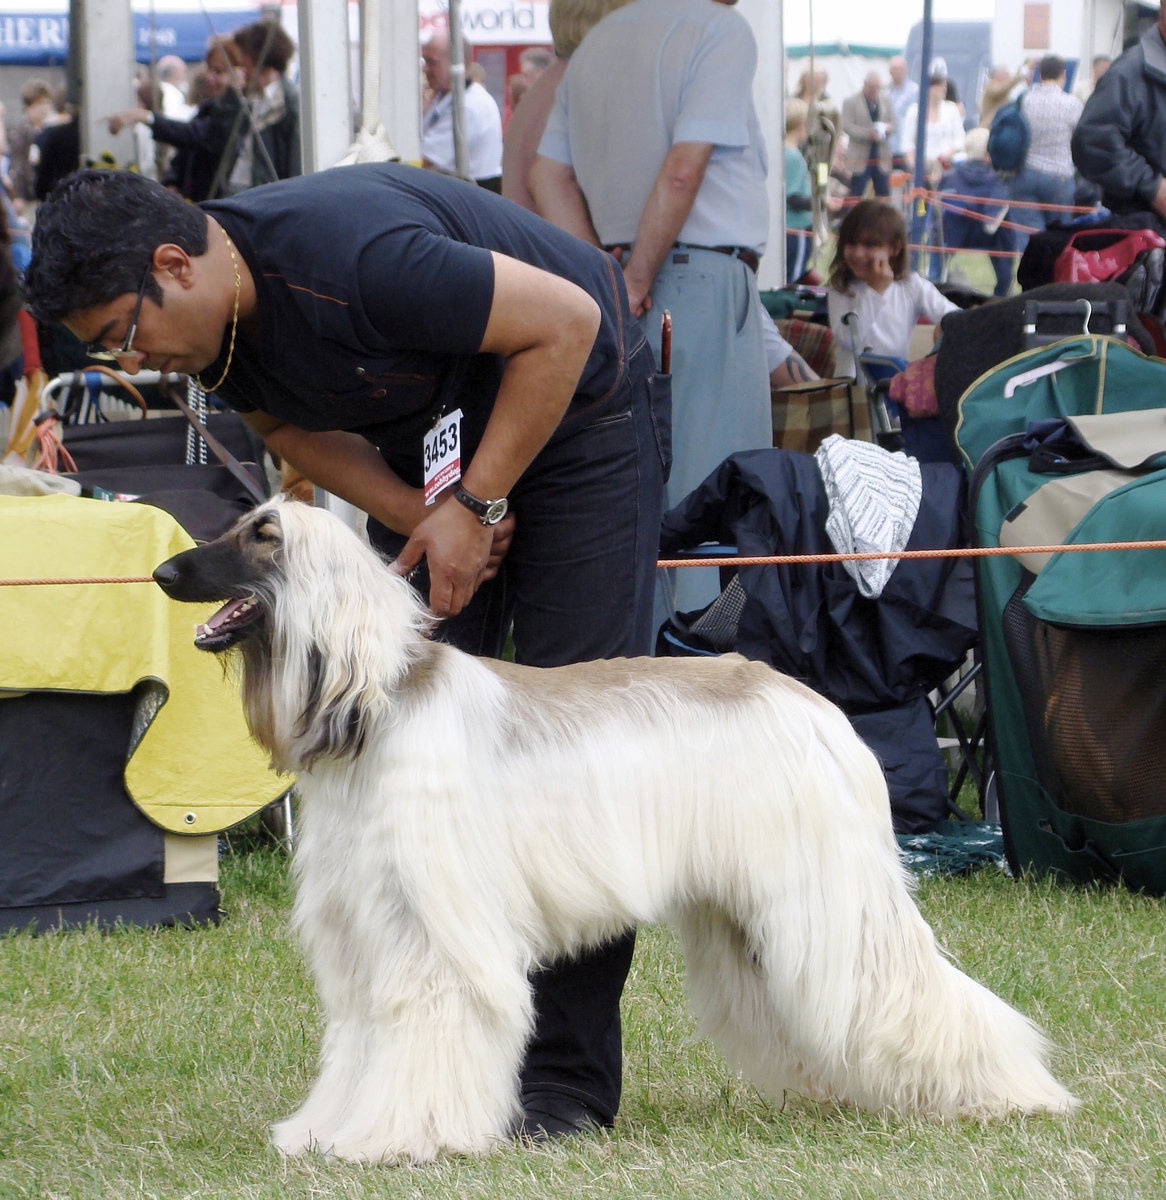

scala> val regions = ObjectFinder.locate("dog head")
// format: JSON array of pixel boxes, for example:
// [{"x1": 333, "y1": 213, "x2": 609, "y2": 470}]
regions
[
  {"x1": 154, "y1": 504, "x2": 283, "y2": 652},
  {"x1": 154, "y1": 497, "x2": 434, "y2": 772}
]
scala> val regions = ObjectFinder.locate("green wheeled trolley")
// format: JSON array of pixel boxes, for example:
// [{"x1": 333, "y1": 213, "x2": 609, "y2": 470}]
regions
[{"x1": 955, "y1": 334, "x2": 1166, "y2": 895}]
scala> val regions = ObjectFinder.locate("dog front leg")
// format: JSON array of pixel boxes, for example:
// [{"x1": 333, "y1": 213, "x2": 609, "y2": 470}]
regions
[
  {"x1": 321, "y1": 948, "x2": 534, "y2": 1164},
  {"x1": 271, "y1": 1014, "x2": 369, "y2": 1157}
]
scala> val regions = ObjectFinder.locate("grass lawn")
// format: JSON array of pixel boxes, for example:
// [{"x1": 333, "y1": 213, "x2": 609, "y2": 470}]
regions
[{"x1": 1, "y1": 843, "x2": 1164, "y2": 1200}]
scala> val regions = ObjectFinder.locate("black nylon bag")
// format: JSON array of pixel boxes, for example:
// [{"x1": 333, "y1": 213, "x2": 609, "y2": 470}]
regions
[
  {"x1": 67, "y1": 461, "x2": 267, "y2": 543},
  {"x1": 62, "y1": 411, "x2": 265, "y2": 472},
  {"x1": 60, "y1": 409, "x2": 269, "y2": 541}
]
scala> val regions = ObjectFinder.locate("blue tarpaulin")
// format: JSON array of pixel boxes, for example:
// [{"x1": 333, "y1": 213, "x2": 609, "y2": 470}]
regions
[{"x1": 0, "y1": 7, "x2": 261, "y2": 66}]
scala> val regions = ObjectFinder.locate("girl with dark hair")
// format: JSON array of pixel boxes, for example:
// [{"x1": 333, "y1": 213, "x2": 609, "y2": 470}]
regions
[{"x1": 827, "y1": 200, "x2": 957, "y2": 379}]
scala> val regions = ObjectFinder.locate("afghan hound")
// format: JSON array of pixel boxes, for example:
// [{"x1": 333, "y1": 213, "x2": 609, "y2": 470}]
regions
[{"x1": 153, "y1": 498, "x2": 1075, "y2": 1164}]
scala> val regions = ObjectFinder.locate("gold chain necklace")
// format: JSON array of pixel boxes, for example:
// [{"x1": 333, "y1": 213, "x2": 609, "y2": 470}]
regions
[{"x1": 196, "y1": 226, "x2": 240, "y2": 393}]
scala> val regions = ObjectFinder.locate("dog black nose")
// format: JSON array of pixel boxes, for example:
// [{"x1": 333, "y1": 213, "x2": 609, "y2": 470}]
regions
[{"x1": 153, "y1": 559, "x2": 181, "y2": 592}]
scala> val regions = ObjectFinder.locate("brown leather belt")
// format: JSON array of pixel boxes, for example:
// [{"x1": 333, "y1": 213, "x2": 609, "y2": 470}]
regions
[{"x1": 604, "y1": 242, "x2": 760, "y2": 274}]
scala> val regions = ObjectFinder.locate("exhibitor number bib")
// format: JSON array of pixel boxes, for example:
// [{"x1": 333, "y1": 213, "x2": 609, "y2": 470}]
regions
[{"x1": 423, "y1": 408, "x2": 463, "y2": 505}]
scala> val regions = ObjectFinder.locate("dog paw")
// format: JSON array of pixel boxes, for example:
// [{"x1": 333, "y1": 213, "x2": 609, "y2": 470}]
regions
[
  {"x1": 323, "y1": 1126, "x2": 451, "y2": 1165},
  {"x1": 271, "y1": 1117, "x2": 330, "y2": 1157},
  {"x1": 324, "y1": 1137, "x2": 425, "y2": 1166}
]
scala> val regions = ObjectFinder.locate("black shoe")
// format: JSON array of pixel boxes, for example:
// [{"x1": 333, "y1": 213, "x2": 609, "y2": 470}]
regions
[{"x1": 511, "y1": 1090, "x2": 610, "y2": 1142}]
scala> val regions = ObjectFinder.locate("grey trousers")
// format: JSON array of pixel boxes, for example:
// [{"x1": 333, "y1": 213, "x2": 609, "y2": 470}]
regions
[{"x1": 642, "y1": 246, "x2": 771, "y2": 630}]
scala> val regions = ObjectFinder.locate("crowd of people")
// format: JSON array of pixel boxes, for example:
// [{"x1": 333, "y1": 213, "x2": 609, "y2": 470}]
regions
[
  {"x1": 0, "y1": 22, "x2": 305, "y2": 217},
  {"x1": 780, "y1": 45, "x2": 1126, "y2": 293},
  {"x1": 105, "y1": 21, "x2": 301, "y2": 203}
]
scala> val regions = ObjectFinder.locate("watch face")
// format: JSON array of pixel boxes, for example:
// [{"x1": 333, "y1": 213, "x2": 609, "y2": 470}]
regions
[{"x1": 484, "y1": 498, "x2": 509, "y2": 525}]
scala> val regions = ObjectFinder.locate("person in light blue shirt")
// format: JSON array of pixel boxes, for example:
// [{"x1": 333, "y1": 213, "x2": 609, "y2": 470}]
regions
[{"x1": 531, "y1": 0, "x2": 772, "y2": 627}]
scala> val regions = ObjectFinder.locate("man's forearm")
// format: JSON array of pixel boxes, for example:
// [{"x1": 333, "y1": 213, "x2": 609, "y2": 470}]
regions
[
  {"x1": 529, "y1": 155, "x2": 602, "y2": 246},
  {"x1": 458, "y1": 251, "x2": 601, "y2": 504},
  {"x1": 623, "y1": 142, "x2": 713, "y2": 314},
  {"x1": 461, "y1": 324, "x2": 595, "y2": 503},
  {"x1": 259, "y1": 425, "x2": 427, "y2": 534},
  {"x1": 1152, "y1": 177, "x2": 1166, "y2": 221}
]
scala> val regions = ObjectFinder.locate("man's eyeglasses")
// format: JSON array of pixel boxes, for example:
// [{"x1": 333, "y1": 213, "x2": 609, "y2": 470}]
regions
[{"x1": 85, "y1": 267, "x2": 152, "y2": 362}]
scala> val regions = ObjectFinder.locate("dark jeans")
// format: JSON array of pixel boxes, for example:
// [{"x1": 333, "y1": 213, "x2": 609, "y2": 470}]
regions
[
  {"x1": 368, "y1": 336, "x2": 669, "y2": 1122},
  {"x1": 849, "y1": 161, "x2": 890, "y2": 198},
  {"x1": 786, "y1": 230, "x2": 810, "y2": 283},
  {"x1": 1008, "y1": 167, "x2": 1076, "y2": 252},
  {"x1": 923, "y1": 201, "x2": 946, "y2": 283}
]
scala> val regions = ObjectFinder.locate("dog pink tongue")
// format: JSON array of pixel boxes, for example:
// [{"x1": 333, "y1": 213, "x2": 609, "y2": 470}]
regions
[
  {"x1": 207, "y1": 598, "x2": 248, "y2": 631},
  {"x1": 195, "y1": 598, "x2": 251, "y2": 644}
]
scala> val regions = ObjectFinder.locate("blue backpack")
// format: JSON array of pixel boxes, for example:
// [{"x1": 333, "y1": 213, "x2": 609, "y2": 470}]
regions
[{"x1": 987, "y1": 92, "x2": 1030, "y2": 173}]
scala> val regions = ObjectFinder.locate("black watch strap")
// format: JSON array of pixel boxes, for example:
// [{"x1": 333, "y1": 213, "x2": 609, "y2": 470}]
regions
[{"x1": 452, "y1": 483, "x2": 508, "y2": 525}]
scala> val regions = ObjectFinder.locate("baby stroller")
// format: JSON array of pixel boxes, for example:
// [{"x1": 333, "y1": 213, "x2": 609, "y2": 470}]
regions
[{"x1": 843, "y1": 313, "x2": 956, "y2": 465}]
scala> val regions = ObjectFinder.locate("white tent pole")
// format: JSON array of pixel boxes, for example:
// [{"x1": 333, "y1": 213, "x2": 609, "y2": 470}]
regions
[
  {"x1": 298, "y1": 0, "x2": 353, "y2": 173},
  {"x1": 447, "y1": 0, "x2": 471, "y2": 180},
  {"x1": 378, "y1": 0, "x2": 421, "y2": 163},
  {"x1": 74, "y1": 0, "x2": 136, "y2": 165},
  {"x1": 298, "y1": 0, "x2": 363, "y2": 527},
  {"x1": 361, "y1": 0, "x2": 382, "y2": 132},
  {"x1": 741, "y1": 0, "x2": 785, "y2": 289}
]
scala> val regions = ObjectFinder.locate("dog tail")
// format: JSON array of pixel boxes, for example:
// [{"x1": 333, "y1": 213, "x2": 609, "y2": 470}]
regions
[{"x1": 741, "y1": 688, "x2": 1078, "y2": 1118}]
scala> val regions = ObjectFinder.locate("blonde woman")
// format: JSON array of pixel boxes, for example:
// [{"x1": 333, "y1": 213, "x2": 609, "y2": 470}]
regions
[{"x1": 501, "y1": 0, "x2": 631, "y2": 210}]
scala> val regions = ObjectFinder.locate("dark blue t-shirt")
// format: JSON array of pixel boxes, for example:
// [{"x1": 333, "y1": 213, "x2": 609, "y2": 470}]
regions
[{"x1": 201, "y1": 163, "x2": 637, "y2": 480}]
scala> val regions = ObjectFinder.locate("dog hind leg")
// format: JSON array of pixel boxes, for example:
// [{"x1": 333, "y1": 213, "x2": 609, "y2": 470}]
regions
[
  {"x1": 676, "y1": 903, "x2": 817, "y2": 1102},
  {"x1": 731, "y1": 831, "x2": 1076, "y2": 1116},
  {"x1": 681, "y1": 707, "x2": 1075, "y2": 1119}
]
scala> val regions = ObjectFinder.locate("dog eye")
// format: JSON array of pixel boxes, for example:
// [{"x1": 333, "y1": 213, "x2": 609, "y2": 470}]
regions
[{"x1": 251, "y1": 521, "x2": 280, "y2": 543}]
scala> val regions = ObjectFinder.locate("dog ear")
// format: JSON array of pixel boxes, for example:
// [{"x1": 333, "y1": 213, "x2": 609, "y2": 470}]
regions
[
  {"x1": 294, "y1": 640, "x2": 377, "y2": 766},
  {"x1": 264, "y1": 502, "x2": 427, "y2": 770}
]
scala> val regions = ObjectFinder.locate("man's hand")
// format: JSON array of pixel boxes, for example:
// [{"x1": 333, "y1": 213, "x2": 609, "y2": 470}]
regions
[
  {"x1": 106, "y1": 109, "x2": 151, "y2": 135},
  {"x1": 393, "y1": 496, "x2": 496, "y2": 618},
  {"x1": 867, "y1": 247, "x2": 896, "y2": 293},
  {"x1": 623, "y1": 268, "x2": 653, "y2": 318},
  {"x1": 1152, "y1": 178, "x2": 1166, "y2": 223},
  {"x1": 483, "y1": 511, "x2": 516, "y2": 583}
]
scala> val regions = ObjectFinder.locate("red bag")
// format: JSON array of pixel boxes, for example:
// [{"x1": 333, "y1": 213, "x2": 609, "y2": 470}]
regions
[
  {"x1": 888, "y1": 355, "x2": 939, "y2": 418},
  {"x1": 1053, "y1": 228, "x2": 1166, "y2": 284}
]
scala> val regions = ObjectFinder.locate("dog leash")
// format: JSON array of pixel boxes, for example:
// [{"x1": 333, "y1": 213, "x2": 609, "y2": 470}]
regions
[{"x1": 168, "y1": 388, "x2": 268, "y2": 507}]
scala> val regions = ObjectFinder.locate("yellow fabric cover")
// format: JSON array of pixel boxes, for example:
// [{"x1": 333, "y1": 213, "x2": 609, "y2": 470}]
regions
[{"x1": 0, "y1": 494, "x2": 287, "y2": 833}]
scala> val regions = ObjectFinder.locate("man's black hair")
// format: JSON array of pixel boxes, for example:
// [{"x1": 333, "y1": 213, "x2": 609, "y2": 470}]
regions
[
  {"x1": 23, "y1": 169, "x2": 209, "y2": 324},
  {"x1": 1039, "y1": 55, "x2": 1066, "y2": 82}
]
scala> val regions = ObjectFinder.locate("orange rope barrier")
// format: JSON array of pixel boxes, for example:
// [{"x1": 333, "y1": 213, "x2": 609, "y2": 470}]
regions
[
  {"x1": 905, "y1": 242, "x2": 1022, "y2": 259},
  {"x1": 923, "y1": 188, "x2": 1095, "y2": 215},
  {"x1": 6, "y1": 539, "x2": 1165, "y2": 587},
  {"x1": 783, "y1": 224, "x2": 1022, "y2": 258},
  {"x1": 928, "y1": 196, "x2": 1037, "y2": 235},
  {"x1": 0, "y1": 576, "x2": 156, "y2": 586},
  {"x1": 657, "y1": 539, "x2": 1166, "y2": 570}
]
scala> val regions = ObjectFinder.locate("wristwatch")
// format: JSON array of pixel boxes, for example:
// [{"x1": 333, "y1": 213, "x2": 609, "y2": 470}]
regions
[{"x1": 452, "y1": 483, "x2": 509, "y2": 526}]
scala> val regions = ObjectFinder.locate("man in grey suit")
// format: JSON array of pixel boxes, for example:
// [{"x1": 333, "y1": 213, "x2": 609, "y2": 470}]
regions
[{"x1": 843, "y1": 73, "x2": 895, "y2": 197}]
